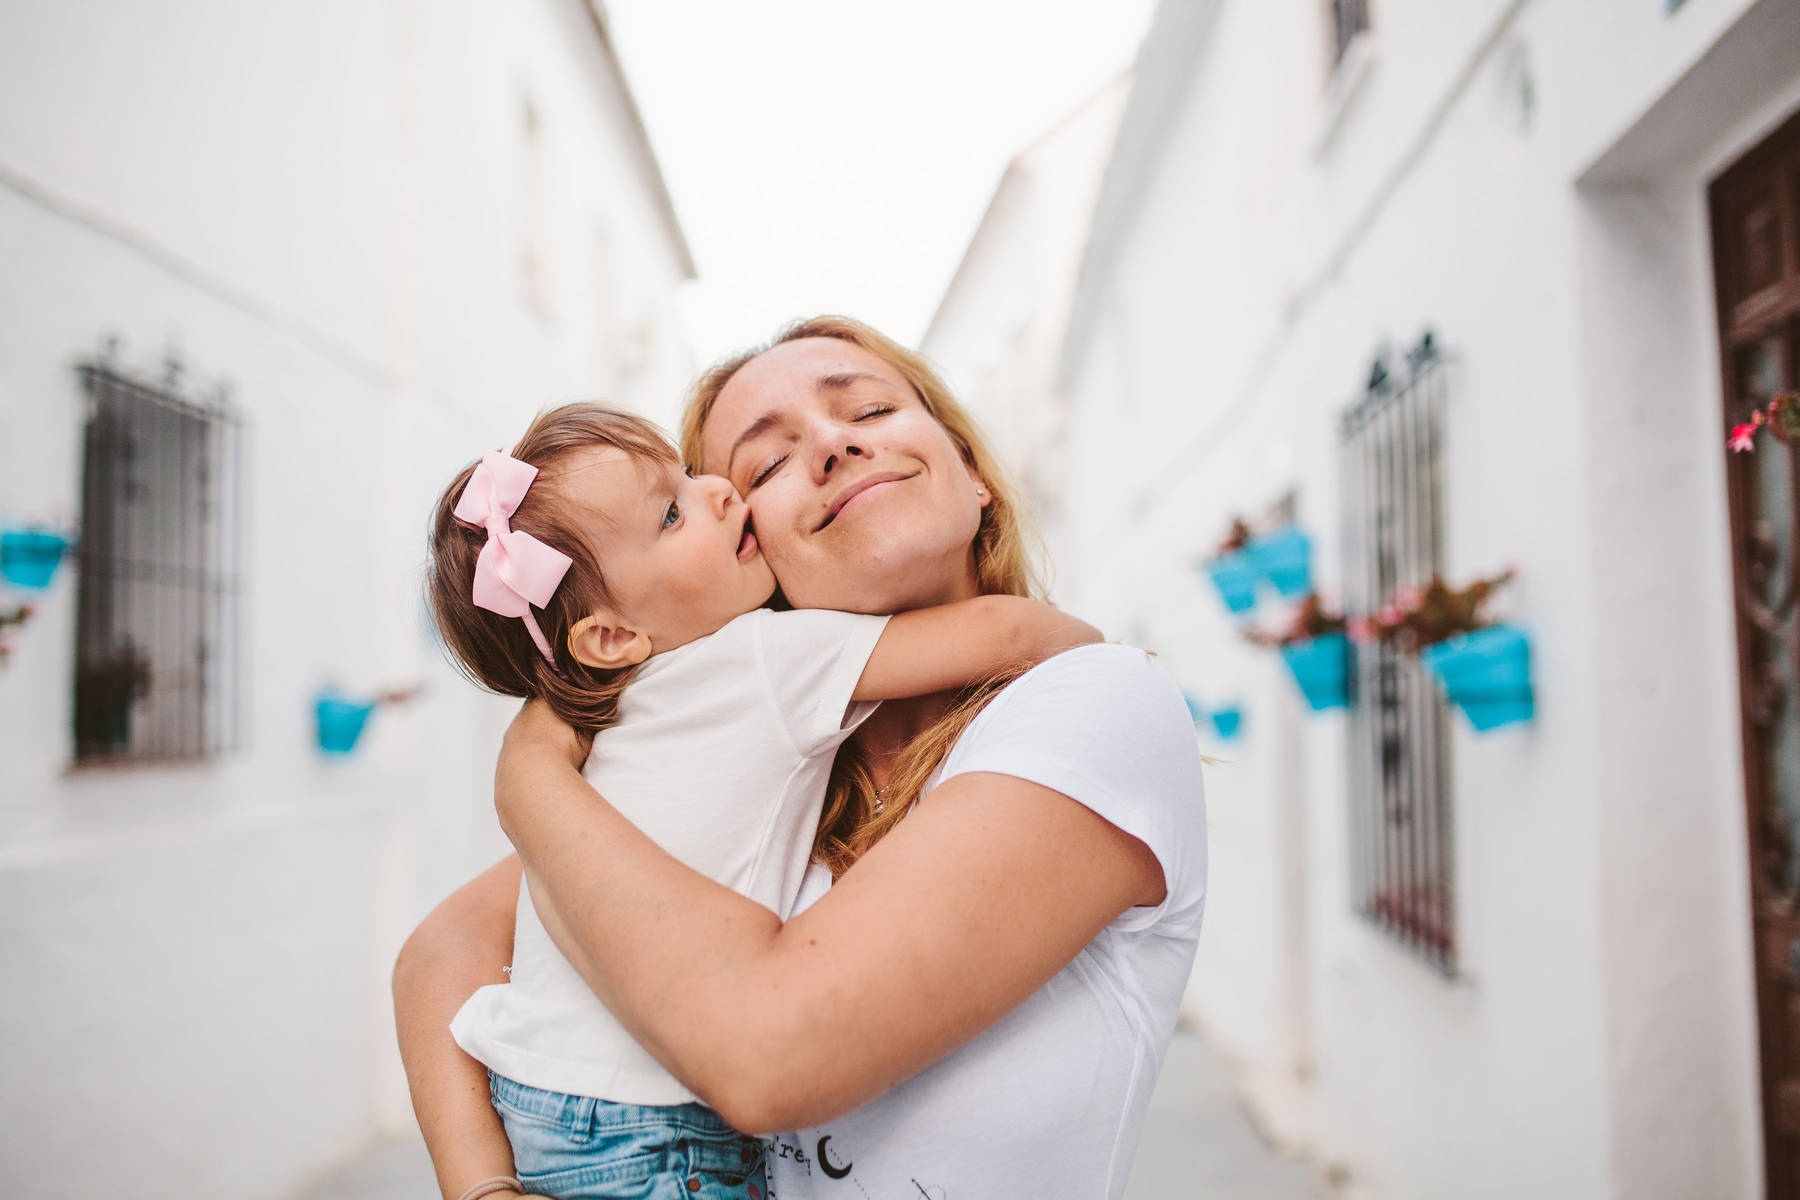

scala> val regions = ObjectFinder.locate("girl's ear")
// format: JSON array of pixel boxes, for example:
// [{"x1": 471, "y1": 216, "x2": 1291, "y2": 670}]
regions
[{"x1": 567, "y1": 612, "x2": 652, "y2": 669}]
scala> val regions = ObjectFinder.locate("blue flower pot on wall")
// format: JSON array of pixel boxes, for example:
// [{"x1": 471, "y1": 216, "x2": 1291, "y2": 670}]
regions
[
  {"x1": 1279, "y1": 633, "x2": 1350, "y2": 712},
  {"x1": 1244, "y1": 527, "x2": 1313, "y2": 599},
  {"x1": 1, "y1": 529, "x2": 72, "y2": 591},
  {"x1": 1181, "y1": 690, "x2": 1205, "y2": 723},
  {"x1": 315, "y1": 694, "x2": 377, "y2": 755},
  {"x1": 1420, "y1": 625, "x2": 1534, "y2": 732},
  {"x1": 1204, "y1": 552, "x2": 1260, "y2": 615},
  {"x1": 1209, "y1": 705, "x2": 1244, "y2": 740}
]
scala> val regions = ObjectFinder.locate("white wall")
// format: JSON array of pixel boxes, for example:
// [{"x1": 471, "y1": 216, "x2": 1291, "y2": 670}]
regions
[
  {"x1": 1050, "y1": 0, "x2": 1792, "y2": 1196},
  {"x1": 921, "y1": 76, "x2": 1129, "y2": 568},
  {"x1": 0, "y1": 2, "x2": 692, "y2": 1195}
]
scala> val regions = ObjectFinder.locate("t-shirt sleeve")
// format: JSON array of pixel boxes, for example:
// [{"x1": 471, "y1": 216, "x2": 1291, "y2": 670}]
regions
[
  {"x1": 753, "y1": 608, "x2": 892, "y2": 757},
  {"x1": 936, "y1": 644, "x2": 1209, "y2": 936}
]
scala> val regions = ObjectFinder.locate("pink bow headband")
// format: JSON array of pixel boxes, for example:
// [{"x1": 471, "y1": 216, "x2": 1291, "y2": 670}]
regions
[{"x1": 453, "y1": 447, "x2": 572, "y2": 666}]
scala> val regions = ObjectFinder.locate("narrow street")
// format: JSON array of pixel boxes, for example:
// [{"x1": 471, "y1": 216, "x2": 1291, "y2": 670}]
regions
[{"x1": 295, "y1": 1026, "x2": 1328, "y2": 1199}]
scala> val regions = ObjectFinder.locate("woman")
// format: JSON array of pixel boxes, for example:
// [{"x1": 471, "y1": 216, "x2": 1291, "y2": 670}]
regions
[{"x1": 394, "y1": 316, "x2": 1209, "y2": 1200}]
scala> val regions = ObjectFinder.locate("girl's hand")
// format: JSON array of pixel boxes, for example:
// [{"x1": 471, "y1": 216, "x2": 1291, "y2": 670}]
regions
[{"x1": 504, "y1": 697, "x2": 589, "y2": 770}]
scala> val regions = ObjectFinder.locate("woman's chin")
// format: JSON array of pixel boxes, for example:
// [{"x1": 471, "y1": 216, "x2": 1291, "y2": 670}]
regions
[{"x1": 787, "y1": 551, "x2": 976, "y2": 614}]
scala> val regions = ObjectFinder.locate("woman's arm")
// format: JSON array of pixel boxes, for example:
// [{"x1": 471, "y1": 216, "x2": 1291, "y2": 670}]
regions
[
  {"x1": 498, "y1": 701, "x2": 1165, "y2": 1135},
  {"x1": 392, "y1": 854, "x2": 525, "y2": 1200}
]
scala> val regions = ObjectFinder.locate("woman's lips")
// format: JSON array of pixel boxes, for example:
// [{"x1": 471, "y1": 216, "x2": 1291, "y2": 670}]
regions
[{"x1": 818, "y1": 473, "x2": 910, "y2": 530}]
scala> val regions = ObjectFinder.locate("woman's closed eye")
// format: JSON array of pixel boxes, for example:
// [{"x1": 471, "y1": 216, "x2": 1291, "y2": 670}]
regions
[
  {"x1": 749, "y1": 453, "x2": 787, "y2": 490},
  {"x1": 747, "y1": 405, "x2": 894, "y2": 489}
]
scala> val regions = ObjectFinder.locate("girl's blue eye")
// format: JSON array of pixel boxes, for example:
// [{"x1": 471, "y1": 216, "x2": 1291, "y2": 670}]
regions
[{"x1": 662, "y1": 500, "x2": 680, "y2": 529}]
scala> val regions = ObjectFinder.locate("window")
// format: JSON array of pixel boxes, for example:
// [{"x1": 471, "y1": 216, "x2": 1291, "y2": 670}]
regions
[
  {"x1": 73, "y1": 352, "x2": 243, "y2": 764},
  {"x1": 1329, "y1": 0, "x2": 1370, "y2": 67},
  {"x1": 1338, "y1": 332, "x2": 1455, "y2": 972}
]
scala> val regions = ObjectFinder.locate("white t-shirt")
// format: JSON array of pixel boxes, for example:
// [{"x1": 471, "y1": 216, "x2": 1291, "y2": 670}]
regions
[
  {"x1": 765, "y1": 644, "x2": 1209, "y2": 1200},
  {"x1": 451, "y1": 607, "x2": 890, "y2": 1104}
]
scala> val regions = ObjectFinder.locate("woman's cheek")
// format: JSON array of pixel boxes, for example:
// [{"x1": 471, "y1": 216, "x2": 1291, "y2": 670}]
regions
[{"x1": 745, "y1": 492, "x2": 802, "y2": 581}]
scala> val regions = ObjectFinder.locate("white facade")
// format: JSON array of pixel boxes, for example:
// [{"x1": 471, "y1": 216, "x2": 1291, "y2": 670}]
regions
[
  {"x1": 920, "y1": 75, "x2": 1129, "y2": 576},
  {"x1": 1039, "y1": 1, "x2": 1800, "y2": 1197},
  {"x1": 0, "y1": 3, "x2": 693, "y2": 1196}
]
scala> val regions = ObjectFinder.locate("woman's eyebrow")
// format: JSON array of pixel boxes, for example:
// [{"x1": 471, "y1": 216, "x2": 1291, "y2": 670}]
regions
[
  {"x1": 816, "y1": 371, "x2": 886, "y2": 392},
  {"x1": 723, "y1": 373, "x2": 893, "y2": 475},
  {"x1": 726, "y1": 412, "x2": 783, "y2": 478}
]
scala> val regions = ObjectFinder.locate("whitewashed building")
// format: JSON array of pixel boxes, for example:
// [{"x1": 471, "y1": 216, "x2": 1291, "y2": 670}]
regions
[
  {"x1": 1038, "y1": 0, "x2": 1800, "y2": 1197},
  {"x1": 920, "y1": 74, "x2": 1129, "y2": 571},
  {"x1": 0, "y1": 2, "x2": 693, "y2": 1196}
]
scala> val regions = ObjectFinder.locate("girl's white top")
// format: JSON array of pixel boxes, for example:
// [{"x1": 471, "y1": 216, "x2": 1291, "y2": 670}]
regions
[
  {"x1": 450, "y1": 607, "x2": 889, "y2": 1104},
  {"x1": 767, "y1": 644, "x2": 1209, "y2": 1200}
]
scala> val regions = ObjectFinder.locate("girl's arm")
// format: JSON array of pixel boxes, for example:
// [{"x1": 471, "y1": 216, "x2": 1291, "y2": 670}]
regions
[
  {"x1": 497, "y1": 698, "x2": 1165, "y2": 1136},
  {"x1": 850, "y1": 594, "x2": 1100, "y2": 701},
  {"x1": 391, "y1": 854, "x2": 525, "y2": 1200}
]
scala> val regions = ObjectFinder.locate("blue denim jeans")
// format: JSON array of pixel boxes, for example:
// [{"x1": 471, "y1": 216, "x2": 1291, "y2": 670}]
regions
[{"x1": 490, "y1": 1071, "x2": 767, "y2": 1200}]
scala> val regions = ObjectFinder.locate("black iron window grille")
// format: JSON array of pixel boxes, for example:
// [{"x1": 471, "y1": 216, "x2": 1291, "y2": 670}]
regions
[
  {"x1": 1330, "y1": 0, "x2": 1370, "y2": 66},
  {"x1": 72, "y1": 348, "x2": 244, "y2": 764},
  {"x1": 1338, "y1": 331, "x2": 1455, "y2": 973}
]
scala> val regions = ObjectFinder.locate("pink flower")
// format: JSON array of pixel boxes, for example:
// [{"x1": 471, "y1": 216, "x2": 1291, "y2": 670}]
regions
[
  {"x1": 1730, "y1": 422, "x2": 1760, "y2": 453},
  {"x1": 1347, "y1": 618, "x2": 1375, "y2": 645},
  {"x1": 1393, "y1": 584, "x2": 1423, "y2": 611}
]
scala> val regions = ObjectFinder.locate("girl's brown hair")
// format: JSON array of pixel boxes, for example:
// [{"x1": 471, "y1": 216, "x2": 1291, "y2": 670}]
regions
[
  {"x1": 679, "y1": 315, "x2": 1046, "y2": 876},
  {"x1": 427, "y1": 404, "x2": 677, "y2": 735}
]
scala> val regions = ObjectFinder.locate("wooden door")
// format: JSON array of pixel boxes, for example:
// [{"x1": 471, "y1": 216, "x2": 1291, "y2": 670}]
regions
[{"x1": 1712, "y1": 106, "x2": 1800, "y2": 1198}]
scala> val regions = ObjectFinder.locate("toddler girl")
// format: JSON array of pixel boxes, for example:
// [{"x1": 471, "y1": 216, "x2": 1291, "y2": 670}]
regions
[{"x1": 425, "y1": 404, "x2": 1097, "y2": 1200}]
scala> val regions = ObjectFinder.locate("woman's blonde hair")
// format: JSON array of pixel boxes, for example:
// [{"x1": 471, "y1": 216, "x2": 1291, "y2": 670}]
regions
[{"x1": 680, "y1": 315, "x2": 1046, "y2": 876}]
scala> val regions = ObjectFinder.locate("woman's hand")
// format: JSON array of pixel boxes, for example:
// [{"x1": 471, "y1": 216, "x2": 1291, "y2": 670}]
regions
[{"x1": 392, "y1": 853, "x2": 523, "y2": 1200}]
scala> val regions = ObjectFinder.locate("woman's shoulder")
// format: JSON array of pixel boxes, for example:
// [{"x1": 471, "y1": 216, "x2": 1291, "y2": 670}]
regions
[
  {"x1": 946, "y1": 642, "x2": 1209, "y2": 933},
  {"x1": 952, "y1": 642, "x2": 1202, "y2": 785},
  {"x1": 985, "y1": 643, "x2": 1191, "y2": 731}
]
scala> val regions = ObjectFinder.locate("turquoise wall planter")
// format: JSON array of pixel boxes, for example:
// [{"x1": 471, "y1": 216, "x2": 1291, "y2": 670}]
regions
[
  {"x1": 1209, "y1": 706, "x2": 1244, "y2": 740},
  {"x1": 1244, "y1": 527, "x2": 1313, "y2": 599},
  {"x1": 1, "y1": 529, "x2": 71, "y2": 591},
  {"x1": 1280, "y1": 633, "x2": 1350, "y2": 712},
  {"x1": 1421, "y1": 625, "x2": 1534, "y2": 732},
  {"x1": 1205, "y1": 552, "x2": 1260, "y2": 615},
  {"x1": 1182, "y1": 690, "x2": 1205, "y2": 723},
  {"x1": 315, "y1": 694, "x2": 377, "y2": 755}
]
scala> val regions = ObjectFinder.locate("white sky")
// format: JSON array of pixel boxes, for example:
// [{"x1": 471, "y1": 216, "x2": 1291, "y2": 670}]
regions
[{"x1": 603, "y1": 0, "x2": 1155, "y2": 365}]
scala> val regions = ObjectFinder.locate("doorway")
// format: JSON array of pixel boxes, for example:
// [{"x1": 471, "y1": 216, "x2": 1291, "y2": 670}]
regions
[{"x1": 1712, "y1": 104, "x2": 1800, "y2": 1198}]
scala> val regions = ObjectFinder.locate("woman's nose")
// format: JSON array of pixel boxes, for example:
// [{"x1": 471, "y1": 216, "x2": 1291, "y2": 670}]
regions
[{"x1": 806, "y1": 420, "x2": 867, "y2": 481}]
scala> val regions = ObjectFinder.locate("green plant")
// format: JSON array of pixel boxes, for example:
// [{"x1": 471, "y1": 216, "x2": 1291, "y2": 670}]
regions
[
  {"x1": 0, "y1": 603, "x2": 34, "y2": 667},
  {"x1": 1729, "y1": 392, "x2": 1799, "y2": 453},
  {"x1": 1242, "y1": 593, "x2": 1347, "y2": 648},
  {"x1": 1216, "y1": 517, "x2": 1254, "y2": 557},
  {"x1": 74, "y1": 644, "x2": 152, "y2": 748},
  {"x1": 1349, "y1": 568, "x2": 1517, "y2": 652}
]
